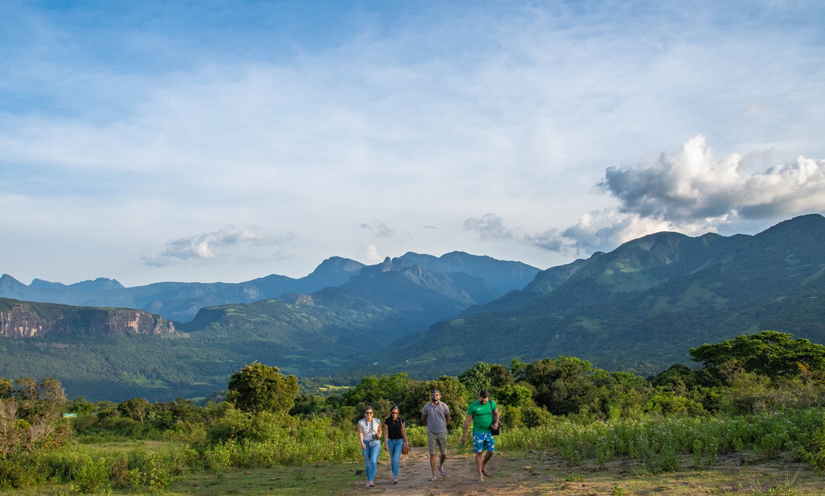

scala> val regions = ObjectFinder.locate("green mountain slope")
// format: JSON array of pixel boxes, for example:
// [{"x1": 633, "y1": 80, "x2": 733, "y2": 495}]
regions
[
  {"x1": 373, "y1": 214, "x2": 825, "y2": 377},
  {"x1": 178, "y1": 258, "x2": 504, "y2": 375}
]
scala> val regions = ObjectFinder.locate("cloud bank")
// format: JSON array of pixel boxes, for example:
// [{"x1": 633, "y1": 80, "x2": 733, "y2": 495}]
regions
[{"x1": 467, "y1": 136, "x2": 825, "y2": 255}]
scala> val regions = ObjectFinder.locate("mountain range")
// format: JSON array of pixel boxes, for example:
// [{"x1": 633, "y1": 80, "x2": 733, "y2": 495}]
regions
[
  {"x1": 0, "y1": 257, "x2": 365, "y2": 322},
  {"x1": 0, "y1": 252, "x2": 539, "y2": 400},
  {"x1": 1, "y1": 215, "x2": 824, "y2": 401},
  {"x1": 373, "y1": 214, "x2": 825, "y2": 377},
  {"x1": 0, "y1": 252, "x2": 539, "y2": 323}
]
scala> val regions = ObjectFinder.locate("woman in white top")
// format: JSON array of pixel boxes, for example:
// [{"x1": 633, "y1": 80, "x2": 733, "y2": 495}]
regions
[{"x1": 357, "y1": 406, "x2": 382, "y2": 487}]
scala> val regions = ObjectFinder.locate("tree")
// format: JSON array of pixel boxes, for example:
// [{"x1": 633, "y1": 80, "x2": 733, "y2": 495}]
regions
[
  {"x1": 119, "y1": 398, "x2": 152, "y2": 423},
  {"x1": 0, "y1": 378, "x2": 12, "y2": 400},
  {"x1": 69, "y1": 397, "x2": 95, "y2": 416},
  {"x1": 226, "y1": 362, "x2": 299, "y2": 414},
  {"x1": 523, "y1": 356, "x2": 598, "y2": 415},
  {"x1": 690, "y1": 331, "x2": 825, "y2": 378},
  {"x1": 458, "y1": 362, "x2": 493, "y2": 396},
  {"x1": 342, "y1": 373, "x2": 411, "y2": 408},
  {"x1": 0, "y1": 377, "x2": 69, "y2": 459}
]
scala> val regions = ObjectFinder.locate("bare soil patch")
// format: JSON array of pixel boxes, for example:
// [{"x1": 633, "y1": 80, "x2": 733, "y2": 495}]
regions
[{"x1": 340, "y1": 447, "x2": 825, "y2": 496}]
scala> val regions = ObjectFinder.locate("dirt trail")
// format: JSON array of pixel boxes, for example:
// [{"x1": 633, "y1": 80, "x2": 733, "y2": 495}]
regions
[
  {"x1": 344, "y1": 447, "x2": 825, "y2": 496},
  {"x1": 348, "y1": 447, "x2": 559, "y2": 496}
]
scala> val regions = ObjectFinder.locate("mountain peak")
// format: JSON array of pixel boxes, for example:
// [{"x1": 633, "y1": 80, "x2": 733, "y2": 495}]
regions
[
  {"x1": 749, "y1": 214, "x2": 825, "y2": 252},
  {"x1": 0, "y1": 274, "x2": 25, "y2": 289},
  {"x1": 309, "y1": 257, "x2": 365, "y2": 275},
  {"x1": 70, "y1": 278, "x2": 125, "y2": 292},
  {"x1": 30, "y1": 278, "x2": 68, "y2": 290},
  {"x1": 757, "y1": 213, "x2": 825, "y2": 238}
]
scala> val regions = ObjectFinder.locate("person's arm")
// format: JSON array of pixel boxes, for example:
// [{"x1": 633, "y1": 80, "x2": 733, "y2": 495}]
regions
[
  {"x1": 358, "y1": 422, "x2": 366, "y2": 449},
  {"x1": 376, "y1": 420, "x2": 382, "y2": 446},
  {"x1": 422, "y1": 405, "x2": 428, "y2": 426},
  {"x1": 383, "y1": 420, "x2": 389, "y2": 448},
  {"x1": 492, "y1": 401, "x2": 500, "y2": 428},
  {"x1": 461, "y1": 413, "x2": 472, "y2": 443},
  {"x1": 401, "y1": 420, "x2": 409, "y2": 445},
  {"x1": 445, "y1": 405, "x2": 451, "y2": 427}
]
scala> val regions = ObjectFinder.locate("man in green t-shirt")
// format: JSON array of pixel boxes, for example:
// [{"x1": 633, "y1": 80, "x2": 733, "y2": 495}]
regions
[{"x1": 461, "y1": 389, "x2": 500, "y2": 481}]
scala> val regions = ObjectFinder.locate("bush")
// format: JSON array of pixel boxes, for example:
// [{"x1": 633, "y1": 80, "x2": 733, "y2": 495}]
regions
[
  {"x1": 645, "y1": 391, "x2": 706, "y2": 416},
  {"x1": 0, "y1": 454, "x2": 42, "y2": 488},
  {"x1": 70, "y1": 455, "x2": 112, "y2": 494},
  {"x1": 125, "y1": 449, "x2": 173, "y2": 492}
]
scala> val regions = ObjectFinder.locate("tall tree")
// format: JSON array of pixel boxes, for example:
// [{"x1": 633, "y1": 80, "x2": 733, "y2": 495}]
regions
[{"x1": 226, "y1": 363, "x2": 299, "y2": 414}]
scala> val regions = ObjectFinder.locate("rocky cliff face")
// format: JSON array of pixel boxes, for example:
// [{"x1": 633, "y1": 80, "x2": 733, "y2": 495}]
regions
[{"x1": 0, "y1": 299, "x2": 175, "y2": 338}]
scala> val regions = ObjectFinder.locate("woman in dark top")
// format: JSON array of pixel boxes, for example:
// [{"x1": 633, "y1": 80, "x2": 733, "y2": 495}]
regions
[{"x1": 383, "y1": 405, "x2": 409, "y2": 484}]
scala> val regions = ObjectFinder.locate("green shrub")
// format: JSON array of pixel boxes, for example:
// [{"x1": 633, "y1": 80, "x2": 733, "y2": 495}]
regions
[
  {"x1": 70, "y1": 455, "x2": 112, "y2": 494},
  {"x1": 0, "y1": 454, "x2": 42, "y2": 488},
  {"x1": 126, "y1": 449, "x2": 173, "y2": 492}
]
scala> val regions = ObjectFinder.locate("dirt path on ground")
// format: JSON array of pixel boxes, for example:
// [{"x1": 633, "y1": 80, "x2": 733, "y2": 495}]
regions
[
  {"x1": 344, "y1": 448, "x2": 825, "y2": 496},
  {"x1": 348, "y1": 447, "x2": 569, "y2": 496}
]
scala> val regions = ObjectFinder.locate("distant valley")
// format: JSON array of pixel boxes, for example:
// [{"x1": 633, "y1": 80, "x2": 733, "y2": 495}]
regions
[{"x1": 0, "y1": 251, "x2": 539, "y2": 400}]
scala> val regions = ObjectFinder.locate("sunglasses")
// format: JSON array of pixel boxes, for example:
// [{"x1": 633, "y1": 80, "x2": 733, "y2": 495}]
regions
[{"x1": 365, "y1": 412, "x2": 374, "y2": 415}]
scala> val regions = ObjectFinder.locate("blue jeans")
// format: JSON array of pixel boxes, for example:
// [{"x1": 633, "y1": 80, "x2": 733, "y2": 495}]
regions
[
  {"x1": 361, "y1": 440, "x2": 381, "y2": 482},
  {"x1": 386, "y1": 439, "x2": 404, "y2": 478}
]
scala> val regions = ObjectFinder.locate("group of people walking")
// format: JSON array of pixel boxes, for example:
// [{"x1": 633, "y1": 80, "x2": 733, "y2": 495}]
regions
[{"x1": 356, "y1": 388, "x2": 500, "y2": 487}]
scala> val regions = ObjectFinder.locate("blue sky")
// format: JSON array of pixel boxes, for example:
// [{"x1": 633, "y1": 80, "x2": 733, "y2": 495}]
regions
[{"x1": 2, "y1": 0, "x2": 825, "y2": 286}]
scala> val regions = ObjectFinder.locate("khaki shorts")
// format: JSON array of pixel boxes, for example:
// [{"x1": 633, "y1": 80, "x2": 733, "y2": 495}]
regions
[{"x1": 427, "y1": 430, "x2": 447, "y2": 455}]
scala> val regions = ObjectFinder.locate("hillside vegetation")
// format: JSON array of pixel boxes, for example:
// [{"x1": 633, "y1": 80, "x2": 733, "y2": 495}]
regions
[{"x1": 375, "y1": 214, "x2": 825, "y2": 377}]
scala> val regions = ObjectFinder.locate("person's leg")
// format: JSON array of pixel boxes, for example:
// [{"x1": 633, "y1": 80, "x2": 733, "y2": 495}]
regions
[
  {"x1": 437, "y1": 434, "x2": 447, "y2": 476},
  {"x1": 482, "y1": 450, "x2": 494, "y2": 468},
  {"x1": 472, "y1": 432, "x2": 484, "y2": 480},
  {"x1": 361, "y1": 444, "x2": 371, "y2": 483},
  {"x1": 427, "y1": 432, "x2": 437, "y2": 479},
  {"x1": 367, "y1": 441, "x2": 380, "y2": 482},
  {"x1": 387, "y1": 439, "x2": 402, "y2": 479},
  {"x1": 481, "y1": 433, "x2": 495, "y2": 475}
]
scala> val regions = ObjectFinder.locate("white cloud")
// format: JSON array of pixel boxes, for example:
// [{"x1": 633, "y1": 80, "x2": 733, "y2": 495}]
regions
[
  {"x1": 365, "y1": 244, "x2": 382, "y2": 264},
  {"x1": 558, "y1": 136, "x2": 825, "y2": 253},
  {"x1": 599, "y1": 135, "x2": 825, "y2": 221},
  {"x1": 143, "y1": 227, "x2": 292, "y2": 267}
]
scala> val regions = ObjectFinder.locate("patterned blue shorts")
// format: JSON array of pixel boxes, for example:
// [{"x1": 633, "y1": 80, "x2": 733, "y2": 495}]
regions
[{"x1": 472, "y1": 432, "x2": 495, "y2": 453}]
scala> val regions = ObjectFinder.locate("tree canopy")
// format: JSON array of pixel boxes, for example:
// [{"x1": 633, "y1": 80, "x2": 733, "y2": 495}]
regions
[
  {"x1": 226, "y1": 363, "x2": 299, "y2": 414},
  {"x1": 690, "y1": 330, "x2": 825, "y2": 377}
]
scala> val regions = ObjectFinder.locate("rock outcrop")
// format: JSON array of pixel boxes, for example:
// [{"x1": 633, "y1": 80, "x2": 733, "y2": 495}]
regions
[{"x1": 0, "y1": 298, "x2": 175, "y2": 338}]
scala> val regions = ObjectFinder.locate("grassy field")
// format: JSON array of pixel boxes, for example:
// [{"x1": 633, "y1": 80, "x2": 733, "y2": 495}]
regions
[{"x1": 7, "y1": 446, "x2": 825, "y2": 496}]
